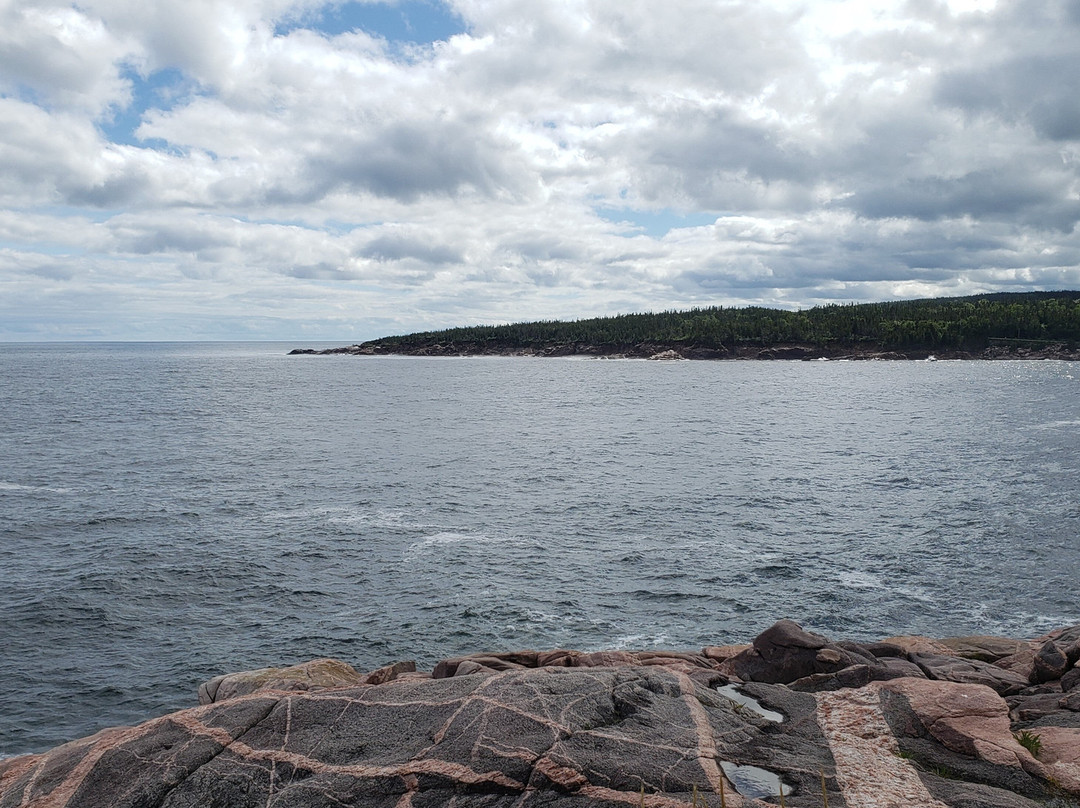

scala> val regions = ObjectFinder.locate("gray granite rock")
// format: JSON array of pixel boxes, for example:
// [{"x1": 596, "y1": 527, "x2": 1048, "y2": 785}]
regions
[
  {"x1": 910, "y1": 653, "x2": 1031, "y2": 696},
  {"x1": 1062, "y1": 667, "x2": 1080, "y2": 693},
  {"x1": 0, "y1": 667, "x2": 840, "y2": 808},
  {"x1": 917, "y1": 775, "x2": 1045, "y2": 808},
  {"x1": 1034, "y1": 641, "x2": 1071, "y2": 684},
  {"x1": 727, "y1": 619, "x2": 882, "y2": 684},
  {"x1": 7, "y1": 622, "x2": 1080, "y2": 808}
]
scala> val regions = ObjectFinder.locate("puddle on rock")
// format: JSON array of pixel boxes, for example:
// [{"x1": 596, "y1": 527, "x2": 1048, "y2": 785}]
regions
[
  {"x1": 719, "y1": 761, "x2": 789, "y2": 800},
  {"x1": 716, "y1": 684, "x2": 784, "y2": 722}
]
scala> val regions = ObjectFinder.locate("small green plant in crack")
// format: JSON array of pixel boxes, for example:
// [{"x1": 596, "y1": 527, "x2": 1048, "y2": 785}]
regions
[
  {"x1": 726, "y1": 700, "x2": 749, "y2": 717},
  {"x1": 1015, "y1": 730, "x2": 1043, "y2": 758},
  {"x1": 930, "y1": 764, "x2": 961, "y2": 780}
]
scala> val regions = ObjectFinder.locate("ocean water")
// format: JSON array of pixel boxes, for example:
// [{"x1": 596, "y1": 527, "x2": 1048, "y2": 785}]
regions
[{"x1": 1, "y1": 343, "x2": 1078, "y2": 757}]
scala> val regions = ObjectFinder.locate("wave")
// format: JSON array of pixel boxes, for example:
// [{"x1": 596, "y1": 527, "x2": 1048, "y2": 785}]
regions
[
  {"x1": 836, "y1": 570, "x2": 885, "y2": 590},
  {"x1": 262, "y1": 505, "x2": 437, "y2": 533},
  {"x1": 1030, "y1": 419, "x2": 1080, "y2": 430},
  {"x1": 0, "y1": 481, "x2": 70, "y2": 494},
  {"x1": 605, "y1": 632, "x2": 672, "y2": 650},
  {"x1": 402, "y1": 530, "x2": 509, "y2": 560}
]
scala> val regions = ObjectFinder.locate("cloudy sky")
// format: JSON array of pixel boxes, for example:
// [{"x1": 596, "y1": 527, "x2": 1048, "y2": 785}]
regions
[{"x1": 1, "y1": 0, "x2": 1079, "y2": 340}]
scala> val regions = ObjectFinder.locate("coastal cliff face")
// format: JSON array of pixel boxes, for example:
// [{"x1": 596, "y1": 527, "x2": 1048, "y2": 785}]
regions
[{"x1": 3, "y1": 621, "x2": 1079, "y2": 808}]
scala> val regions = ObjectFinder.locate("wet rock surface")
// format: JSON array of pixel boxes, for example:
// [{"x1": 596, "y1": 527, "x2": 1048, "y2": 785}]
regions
[{"x1": 4, "y1": 621, "x2": 1080, "y2": 808}]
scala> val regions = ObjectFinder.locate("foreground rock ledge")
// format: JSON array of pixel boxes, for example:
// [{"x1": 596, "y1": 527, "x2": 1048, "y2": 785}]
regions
[{"x1": 3, "y1": 621, "x2": 1080, "y2": 808}]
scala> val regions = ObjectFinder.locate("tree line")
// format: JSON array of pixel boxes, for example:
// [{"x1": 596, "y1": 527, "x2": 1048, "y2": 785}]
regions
[{"x1": 365, "y1": 291, "x2": 1080, "y2": 352}]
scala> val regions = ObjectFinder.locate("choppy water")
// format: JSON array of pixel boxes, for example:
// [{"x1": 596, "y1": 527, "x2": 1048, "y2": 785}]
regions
[{"x1": 1, "y1": 343, "x2": 1078, "y2": 757}]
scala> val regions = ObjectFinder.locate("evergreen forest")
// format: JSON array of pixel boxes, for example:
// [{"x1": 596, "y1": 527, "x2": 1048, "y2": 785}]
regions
[{"x1": 363, "y1": 291, "x2": 1080, "y2": 354}]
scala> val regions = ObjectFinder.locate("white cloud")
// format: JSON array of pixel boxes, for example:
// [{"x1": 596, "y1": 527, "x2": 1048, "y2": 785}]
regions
[
  {"x1": 0, "y1": 1, "x2": 134, "y2": 114},
  {"x1": 0, "y1": 0, "x2": 1078, "y2": 339}
]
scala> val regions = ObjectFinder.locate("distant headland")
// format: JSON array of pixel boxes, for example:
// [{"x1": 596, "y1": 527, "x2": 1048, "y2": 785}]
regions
[{"x1": 291, "y1": 291, "x2": 1080, "y2": 360}]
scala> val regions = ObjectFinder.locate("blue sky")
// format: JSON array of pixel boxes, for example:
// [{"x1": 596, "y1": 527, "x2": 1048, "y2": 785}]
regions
[
  {"x1": 103, "y1": 2, "x2": 466, "y2": 146},
  {"x1": 286, "y1": 0, "x2": 466, "y2": 41},
  {"x1": 1, "y1": 0, "x2": 1078, "y2": 340}
]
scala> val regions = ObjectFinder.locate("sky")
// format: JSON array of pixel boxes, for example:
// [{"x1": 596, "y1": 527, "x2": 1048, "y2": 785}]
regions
[{"x1": 1, "y1": 0, "x2": 1079, "y2": 341}]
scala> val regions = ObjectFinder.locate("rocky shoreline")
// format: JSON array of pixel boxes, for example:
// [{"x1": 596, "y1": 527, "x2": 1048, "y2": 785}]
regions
[
  {"x1": 3, "y1": 621, "x2": 1079, "y2": 807},
  {"x1": 289, "y1": 342, "x2": 1080, "y2": 361}
]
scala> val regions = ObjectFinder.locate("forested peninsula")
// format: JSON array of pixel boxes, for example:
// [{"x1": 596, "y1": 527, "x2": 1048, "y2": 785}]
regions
[{"x1": 292, "y1": 291, "x2": 1080, "y2": 360}]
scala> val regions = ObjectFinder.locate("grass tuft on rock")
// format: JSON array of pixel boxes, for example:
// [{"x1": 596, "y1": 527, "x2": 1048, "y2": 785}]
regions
[{"x1": 1015, "y1": 730, "x2": 1043, "y2": 758}]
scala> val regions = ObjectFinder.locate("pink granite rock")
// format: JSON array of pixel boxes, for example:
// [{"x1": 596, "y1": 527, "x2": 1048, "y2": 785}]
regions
[
  {"x1": 880, "y1": 678, "x2": 1046, "y2": 777},
  {"x1": 994, "y1": 648, "x2": 1037, "y2": 683},
  {"x1": 910, "y1": 652, "x2": 1030, "y2": 696},
  {"x1": 881, "y1": 635, "x2": 957, "y2": 656},
  {"x1": 363, "y1": 659, "x2": 417, "y2": 686},
  {"x1": 573, "y1": 650, "x2": 640, "y2": 668},
  {"x1": 940, "y1": 636, "x2": 1031, "y2": 663},
  {"x1": 453, "y1": 659, "x2": 500, "y2": 676},
  {"x1": 1032, "y1": 726, "x2": 1080, "y2": 794},
  {"x1": 634, "y1": 650, "x2": 714, "y2": 669},
  {"x1": 197, "y1": 658, "x2": 366, "y2": 704},
  {"x1": 529, "y1": 649, "x2": 574, "y2": 666},
  {"x1": 878, "y1": 657, "x2": 928, "y2": 679},
  {"x1": 432, "y1": 650, "x2": 545, "y2": 678},
  {"x1": 703, "y1": 643, "x2": 752, "y2": 663}
]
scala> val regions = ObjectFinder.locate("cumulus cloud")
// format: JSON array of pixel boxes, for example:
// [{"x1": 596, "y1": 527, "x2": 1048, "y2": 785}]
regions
[
  {"x1": 359, "y1": 229, "x2": 464, "y2": 264},
  {"x1": 0, "y1": 0, "x2": 1078, "y2": 339},
  {"x1": 304, "y1": 116, "x2": 529, "y2": 202},
  {"x1": 933, "y1": 0, "x2": 1080, "y2": 140},
  {"x1": 0, "y1": 1, "x2": 134, "y2": 114}
]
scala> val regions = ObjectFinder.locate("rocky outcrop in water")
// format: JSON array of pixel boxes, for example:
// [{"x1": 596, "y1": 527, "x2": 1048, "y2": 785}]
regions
[{"x1": 3, "y1": 621, "x2": 1080, "y2": 808}]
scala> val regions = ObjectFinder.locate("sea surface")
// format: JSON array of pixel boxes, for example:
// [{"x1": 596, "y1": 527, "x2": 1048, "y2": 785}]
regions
[{"x1": 1, "y1": 342, "x2": 1079, "y2": 757}]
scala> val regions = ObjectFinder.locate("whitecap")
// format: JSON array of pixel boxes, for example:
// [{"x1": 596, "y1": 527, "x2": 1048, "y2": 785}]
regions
[
  {"x1": 333, "y1": 508, "x2": 435, "y2": 531},
  {"x1": 836, "y1": 570, "x2": 885, "y2": 590},
  {"x1": 892, "y1": 585, "x2": 933, "y2": 603},
  {"x1": 605, "y1": 632, "x2": 671, "y2": 650},
  {"x1": 1029, "y1": 419, "x2": 1080, "y2": 430},
  {"x1": 403, "y1": 530, "x2": 506, "y2": 560},
  {"x1": 0, "y1": 481, "x2": 70, "y2": 494}
]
